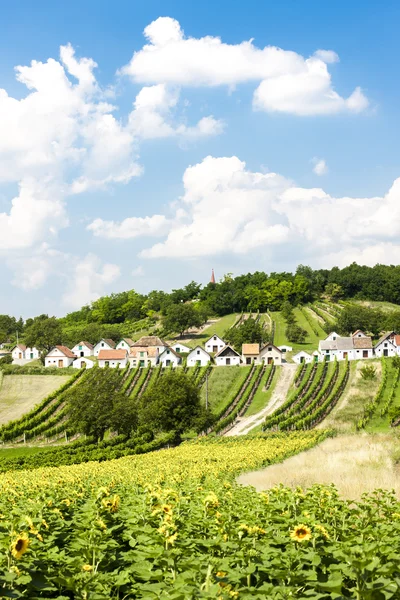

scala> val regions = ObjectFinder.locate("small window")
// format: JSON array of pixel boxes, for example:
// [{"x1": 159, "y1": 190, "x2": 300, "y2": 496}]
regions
[
  {"x1": 384, "y1": 343, "x2": 388, "y2": 347},
  {"x1": 214, "y1": 336, "x2": 216, "y2": 340},
  {"x1": 101, "y1": 342, "x2": 104, "y2": 347},
  {"x1": 167, "y1": 350, "x2": 170, "y2": 354},
  {"x1": 268, "y1": 347, "x2": 272, "y2": 351},
  {"x1": 197, "y1": 350, "x2": 200, "y2": 355}
]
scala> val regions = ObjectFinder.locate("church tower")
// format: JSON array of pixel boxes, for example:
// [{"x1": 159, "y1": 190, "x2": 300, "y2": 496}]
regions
[{"x1": 210, "y1": 269, "x2": 216, "y2": 284}]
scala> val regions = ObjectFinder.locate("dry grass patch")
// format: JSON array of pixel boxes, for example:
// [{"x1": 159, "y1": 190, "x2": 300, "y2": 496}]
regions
[
  {"x1": 0, "y1": 375, "x2": 71, "y2": 425},
  {"x1": 321, "y1": 360, "x2": 381, "y2": 431},
  {"x1": 238, "y1": 432, "x2": 400, "y2": 500}
]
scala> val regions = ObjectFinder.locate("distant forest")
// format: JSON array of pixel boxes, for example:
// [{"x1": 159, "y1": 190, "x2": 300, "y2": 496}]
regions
[{"x1": 2, "y1": 262, "x2": 400, "y2": 347}]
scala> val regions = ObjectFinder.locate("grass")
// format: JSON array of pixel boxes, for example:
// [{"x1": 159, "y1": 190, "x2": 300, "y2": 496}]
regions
[
  {"x1": 322, "y1": 359, "x2": 381, "y2": 431},
  {"x1": 303, "y1": 306, "x2": 327, "y2": 338},
  {"x1": 0, "y1": 375, "x2": 71, "y2": 426},
  {"x1": 200, "y1": 366, "x2": 251, "y2": 415},
  {"x1": 244, "y1": 366, "x2": 280, "y2": 416},
  {"x1": 352, "y1": 299, "x2": 400, "y2": 312},
  {"x1": 271, "y1": 309, "x2": 320, "y2": 355},
  {"x1": 237, "y1": 433, "x2": 400, "y2": 500},
  {"x1": 183, "y1": 314, "x2": 239, "y2": 349},
  {"x1": 0, "y1": 446, "x2": 50, "y2": 459}
]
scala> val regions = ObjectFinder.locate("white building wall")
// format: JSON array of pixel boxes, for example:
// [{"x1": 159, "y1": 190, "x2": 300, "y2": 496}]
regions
[
  {"x1": 98, "y1": 358, "x2": 128, "y2": 369},
  {"x1": 205, "y1": 336, "x2": 225, "y2": 353},
  {"x1": 73, "y1": 357, "x2": 95, "y2": 369},
  {"x1": 374, "y1": 341, "x2": 397, "y2": 358},
  {"x1": 116, "y1": 340, "x2": 131, "y2": 351},
  {"x1": 159, "y1": 352, "x2": 181, "y2": 368},
  {"x1": 293, "y1": 352, "x2": 312, "y2": 364},
  {"x1": 187, "y1": 348, "x2": 210, "y2": 367},
  {"x1": 72, "y1": 344, "x2": 93, "y2": 358},
  {"x1": 215, "y1": 355, "x2": 241, "y2": 366},
  {"x1": 94, "y1": 341, "x2": 114, "y2": 357},
  {"x1": 171, "y1": 343, "x2": 191, "y2": 354}
]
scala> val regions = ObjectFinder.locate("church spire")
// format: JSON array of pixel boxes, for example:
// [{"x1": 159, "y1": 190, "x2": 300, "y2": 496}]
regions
[{"x1": 210, "y1": 269, "x2": 216, "y2": 284}]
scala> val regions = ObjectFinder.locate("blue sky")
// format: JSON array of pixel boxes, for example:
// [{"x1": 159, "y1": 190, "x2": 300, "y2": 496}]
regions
[{"x1": 1, "y1": 0, "x2": 400, "y2": 318}]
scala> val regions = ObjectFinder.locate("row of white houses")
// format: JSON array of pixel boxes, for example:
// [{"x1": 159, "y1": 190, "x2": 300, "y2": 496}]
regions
[
  {"x1": 291, "y1": 329, "x2": 400, "y2": 364},
  {"x1": 39, "y1": 334, "x2": 289, "y2": 369},
  {"x1": 11, "y1": 330, "x2": 400, "y2": 370}
]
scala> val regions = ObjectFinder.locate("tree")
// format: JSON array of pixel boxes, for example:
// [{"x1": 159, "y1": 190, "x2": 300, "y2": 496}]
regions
[
  {"x1": 285, "y1": 323, "x2": 307, "y2": 343},
  {"x1": 163, "y1": 303, "x2": 206, "y2": 337},
  {"x1": 225, "y1": 317, "x2": 269, "y2": 351},
  {"x1": 138, "y1": 371, "x2": 208, "y2": 438},
  {"x1": 110, "y1": 393, "x2": 138, "y2": 437},
  {"x1": 67, "y1": 369, "x2": 127, "y2": 441},
  {"x1": 334, "y1": 305, "x2": 384, "y2": 337},
  {"x1": 324, "y1": 283, "x2": 344, "y2": 302},
  {"x1": 24, "y1": 317, "x2": 62, "y2": 361},
  {"x1": 281, "y1": 301, "x2": 294, "y2": 321}
]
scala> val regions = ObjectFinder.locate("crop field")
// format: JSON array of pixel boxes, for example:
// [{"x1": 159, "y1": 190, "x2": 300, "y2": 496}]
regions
[
  {"x1": 2, "y1": 431, "x2": 400, "y2": 599},
  {"x1": 0, "y1": 375, "x2": 71, "y2": 425}
]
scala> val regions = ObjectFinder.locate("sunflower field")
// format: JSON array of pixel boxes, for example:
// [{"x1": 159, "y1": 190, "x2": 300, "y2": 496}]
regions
[{"x1": 1, "y1": 431, "x2": 400, "y2": 598}]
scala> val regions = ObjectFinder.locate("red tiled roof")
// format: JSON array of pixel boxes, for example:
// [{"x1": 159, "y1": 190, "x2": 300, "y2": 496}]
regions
[
  {"x1": 242, "y1": 343, "x2": 260, "y2": 355},
  {"x1": 56, "y1": 345, "x2": 76, "y2": 358},
  {"x1": 98, "y1": 349, "x2": 127, "y2": 360}
]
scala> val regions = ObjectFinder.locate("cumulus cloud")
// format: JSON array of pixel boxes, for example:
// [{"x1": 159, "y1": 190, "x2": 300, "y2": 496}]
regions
[
  {"x1": 84, "y1": 154, "x2": 400, "y2": 266},
  {"x1": 121, "y1": 16, "x2": 368, "y2": 116},
  {"x1": 0, "y1": 44, "x2": 141, "y2": 257},
  {"x1": 312, "y1": 158, "x2": 328, "y2": 175},
  {"x1": 62, "y1": 254, "x2": 121, "y2": 309},
  {"x1": 88, "y1": 214, "x2": 170, "y2": 239},
  {"x1": 128, "y1": 84, "x2": 224, "y2": 140}
]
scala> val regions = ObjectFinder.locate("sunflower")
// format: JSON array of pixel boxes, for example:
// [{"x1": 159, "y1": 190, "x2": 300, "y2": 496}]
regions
[
  {"x1": 10, "y1": 533, "x2": 29, "y2": 559},
  {"x1": 290, "y1": 524, "x2": 312, "y2": 542}
]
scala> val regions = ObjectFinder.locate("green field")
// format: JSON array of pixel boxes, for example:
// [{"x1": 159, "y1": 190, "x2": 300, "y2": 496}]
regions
[
  {"x1": 0, "y1": 375, "x2": 71, "y2": 425},
  {"x1": 271, "y1": 310, "x2": 320, "y2": 355},
  {"x1": 200, "y1": 365, "x2": 250, "y2": 415},
  {"x1": 0, "y1": 445, "x2": 50, "y2": 459}
]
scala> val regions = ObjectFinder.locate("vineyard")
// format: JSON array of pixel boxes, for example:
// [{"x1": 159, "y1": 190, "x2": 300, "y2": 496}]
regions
[
  {"x1": 263, "y1": 359, "x2": 350, "y2": 431},
  {"x1": 2, "y1": 431, "x2": 400, "y2": 598}
]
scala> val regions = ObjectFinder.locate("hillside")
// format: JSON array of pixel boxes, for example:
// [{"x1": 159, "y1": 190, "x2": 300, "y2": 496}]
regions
[{"x1": 0, "y1": 374, "x2": 71, "y2": 425}]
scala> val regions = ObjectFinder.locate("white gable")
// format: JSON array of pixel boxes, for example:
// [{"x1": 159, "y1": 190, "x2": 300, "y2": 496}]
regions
[
  {"x1": 325, "y1": 332, "x2": 340, "y2": 341},
  {"x1": 187, "y1": 347, "x2": 210, "y2": 360},
  {"x1": 171, "y1": 342, "x2": 191, "y2": 354}
]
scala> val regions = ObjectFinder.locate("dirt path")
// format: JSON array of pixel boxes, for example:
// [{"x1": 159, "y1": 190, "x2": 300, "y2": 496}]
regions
[{"x1": 225, "y1": 364, "x2": 297, "y2": 436}]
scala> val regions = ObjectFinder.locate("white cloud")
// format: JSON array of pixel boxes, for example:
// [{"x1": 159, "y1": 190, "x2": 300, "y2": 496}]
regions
[
  {"x1": 128, "y1": 84, "x2": 224, "y2": 140},
  {"x1": 313, "y1": 49, "x2": 340, "y2": 64},
  {"x1": 8, "y1": 244, "x2": 68, "y2": 291},
  {"x1": 102, "y1": 154, "x2": 400, "y2": 267},
  {"x1": 0, "y1": 44, "x2": 141, "y2": 257},
  {"x1": 121, "y1": 17, "x2": 368, "y2": 116},
  {"x1": 312, "y1": 158, "x2": 328, "y2": 175},
  {"x1": 0, "y1": 179, "x2": 68, "y2": 250},
  {"x1": 140, "y1": 156, "x2": 291, "y2": 258},
  {"x1": 62, "y1": 254, "x2": 120, "y2": 309},
  {"x1": 87, "y1": 214, "x2": 170, "y2": 239}
]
